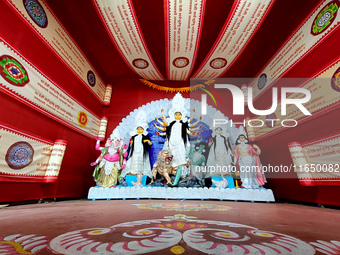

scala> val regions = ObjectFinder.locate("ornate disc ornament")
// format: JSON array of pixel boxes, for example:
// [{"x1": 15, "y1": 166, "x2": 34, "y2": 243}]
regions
[
  {"x1": 331, "y1": 66, "x2": 340, "y2": 92},
  {"x1": 209, "y1": 58, "x2": 227, "y2": 69},
  {"x1": 172, "y1": 57, "x2": 189, "y2": 68},
  {"x1": 87, "y1": 70, "x2": 96, "y2": 87},
  {"x1": 5, "y1": 141, "x2": 34, "y2": 170},
  {"x1": 265, "y1": 113, "x2": 277, "y2": 128},
  {"x1": 23, "y1": 0, "x2": 48, "y2": 28},
  {"x1": 257, "y1": 73, "x2": 267, "y2": 90},
  {"x1": 0, "y1": 55, "x2": 30, "y2": 87},
  {"x1": 78, "y1": 111, "x2": 88, "y2": 127},
  {"x1": 311, "y1": 1, "x2": 339, "y2": 36},
  {"x1": 132, "y1": 58, "x2": 149, "y2": 69}
]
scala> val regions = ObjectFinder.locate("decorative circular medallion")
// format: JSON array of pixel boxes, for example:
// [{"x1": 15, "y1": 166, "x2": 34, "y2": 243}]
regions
[
  {"x1": 257, "y1": 73, "x2": 267, "y2": 90},
  {"x1": 132, "y1": 58, "x2": 149, "y2": 69},
  {"x1": 87, "y1": 70, "x2": 96, "y2": 87},
  {"x1": 0, "y1": 55, "x2": 30, "y2": 87},
  {"x1": 172, "y1": 57, "x2": 189, "y2": 68},
  {"x1": 23, "y1": 0, "x2": 48, "y2": 28},
  {"x1": 132, "y1": 203, "x2": 231, "y2": 211},
  {"x1": 78, "y1": 111, "x2": 88, "y2": 127},
  {"x1": 265, "y1": 113, "x2": 277, "y2": 128},
  {"x1": 331, "y1": 66, "x2": 340, "y2": 92},
  {"x1": 6, "y1": 141, "x2": 34, "y2": 170},
  {"x1": 311, "y1": 1, "x2": 339, "y2": 36},
  {"x1": 209, "y1": 58, "x2": 227, "y2": 69}
]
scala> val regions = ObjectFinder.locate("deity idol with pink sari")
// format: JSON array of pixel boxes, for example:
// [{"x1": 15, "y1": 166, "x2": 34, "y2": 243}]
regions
[{"x1": 233, "y1": 130, "x2": 266, "y2": 189}]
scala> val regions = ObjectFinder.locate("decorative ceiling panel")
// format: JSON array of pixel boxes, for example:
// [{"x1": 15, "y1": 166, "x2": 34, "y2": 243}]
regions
[
  {"x1": 165, "y1": 0, "x2": 206, "y2": 80},
  {"x1": 93, "y1": 0, "x2": 165, "y2": 80}
]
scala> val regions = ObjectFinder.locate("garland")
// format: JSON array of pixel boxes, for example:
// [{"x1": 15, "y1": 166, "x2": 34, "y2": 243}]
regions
[{"x1": 140, "y1": 79, "x2": 214, "y2": 93}]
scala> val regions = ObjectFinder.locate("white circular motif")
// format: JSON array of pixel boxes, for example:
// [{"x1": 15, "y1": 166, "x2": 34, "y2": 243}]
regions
[
  {"x1": 50, "y1": 227, "x2": 181, "y2": 254},
  {"x1": 183, "y1": 222, "x2": 316, "y2": 254}
]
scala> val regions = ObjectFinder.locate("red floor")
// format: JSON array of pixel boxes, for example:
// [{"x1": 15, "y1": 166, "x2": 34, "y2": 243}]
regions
[{"x1": 0, "y1": 199, "x2": 339, "y2": 254}]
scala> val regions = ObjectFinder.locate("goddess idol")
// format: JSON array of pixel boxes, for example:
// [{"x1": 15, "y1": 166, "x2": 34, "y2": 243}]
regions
[
  {"x1": 233, "y1": 127, "x2": 266, "y2": 189},
  {"x1": 206, "y1": 111, "x2": 233, "y2": 178},
  {"x1": 154, "y1": 93, "x2": 201, "y2": 178},
  {"x1": 121, "y1": 110, "x2": 152, "y2": 178}
]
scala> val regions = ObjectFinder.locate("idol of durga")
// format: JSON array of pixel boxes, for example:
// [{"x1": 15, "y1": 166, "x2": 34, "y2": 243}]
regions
[{"x1": 153, "y1": 93, "x2": 202, "y2": 176}]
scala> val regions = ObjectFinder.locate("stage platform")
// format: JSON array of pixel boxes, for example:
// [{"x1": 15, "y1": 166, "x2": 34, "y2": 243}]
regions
[{"x1": 88, "y1": 186, "x2": 275, "y2": 202}]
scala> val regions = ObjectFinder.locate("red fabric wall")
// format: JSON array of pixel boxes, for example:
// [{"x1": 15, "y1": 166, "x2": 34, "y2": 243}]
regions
[
  {"x1": 0, "y1": 1, "x2": 103, "y2": 202},
  {"x1": 1, "y1": 0, "x2": 340, "y2": 206},
  {"x1": 251, "y1": 28, "x2": 340, "y2": 206},
  {"x1": 0, "y1": 92, "x2": 97, "y2": 201}
]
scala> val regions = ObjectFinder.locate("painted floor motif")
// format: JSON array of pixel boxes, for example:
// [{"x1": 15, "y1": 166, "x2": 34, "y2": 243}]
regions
[
  {"x1": 1, "y1": 200, "x2": 340, "y2": 254},
  {"x1": 131, "y1": 203, "x2": 231, "y2": 211},
  {"x1": 0, "y1": 234, "x2": 48, "y2": 254},
  {"x1": 1, "y1": 214, "x2": 340, "y2": 254}
]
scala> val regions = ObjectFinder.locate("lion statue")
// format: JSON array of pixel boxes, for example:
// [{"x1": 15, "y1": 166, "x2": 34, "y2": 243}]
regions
[{"x1": 151, "y1": 150, "x2": 177, "y2": 184}]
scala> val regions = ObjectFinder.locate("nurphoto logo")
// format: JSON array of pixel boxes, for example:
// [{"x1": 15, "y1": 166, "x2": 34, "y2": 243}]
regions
[{"x1": 200, "y1": 83, "x2": 312, "y2": 128}]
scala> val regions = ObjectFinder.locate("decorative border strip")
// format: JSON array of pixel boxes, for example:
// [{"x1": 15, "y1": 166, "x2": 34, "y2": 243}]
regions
[
  {"x1": 192, "y1": 0, "x2": 275, "y2": 79},
  {"x1": 5, "y1": 0, "x2": 108, "y2": 103},
  {"x1": 0, "y1": 123, "x2": 66, "y2": 183},
  {"x1": 249, "y1": 0, "x2": 340, "y2": 100},
  {"x1": 165, "y1": 0, "x2": 206, "y2": 80},
  {"x1": 0, "y1": 36, "x2": 105, "y2": 140},
  {"x1": 0, "y1": 122, "x2": 54, "y2": 145},
  {"x1": 0, "y1": 175, "x2": 57, "y2": 182},
  {"x1": 288, "y1": 131, "x2": 340, "y2": 186},
  {"x1": 302, "y1": 132, "x2": 340, "y2": 147},
  {"x1": 252, "y1": 57, "x2": 340, "y2": 140},
  {"x1": 92, "y1": 0, "x2": 164, "y2": 80}
]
